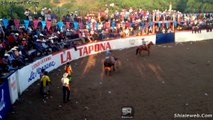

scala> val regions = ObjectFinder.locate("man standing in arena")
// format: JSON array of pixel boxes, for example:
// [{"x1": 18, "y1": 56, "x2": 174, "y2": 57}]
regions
[
  {"x1": 61, "y1": 73, "x2": 71, "y2": 103},
  {"x1": 40, "y1": 68, "x2": 46, "y2": 95},
  {"x1": 40, "y1": 71, "x2": 51, "y2": 97},
  {"x1": 64, "y1": 62, "x2": 73, "y2": 83}
]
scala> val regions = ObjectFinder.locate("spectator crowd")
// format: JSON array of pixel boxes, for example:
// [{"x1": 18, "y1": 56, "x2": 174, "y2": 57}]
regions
[{"x1": 0, "y1": 7, "x2": 213, "y2": 76}]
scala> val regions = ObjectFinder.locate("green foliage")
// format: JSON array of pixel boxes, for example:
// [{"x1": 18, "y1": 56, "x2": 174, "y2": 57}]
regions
[
  {"x1": 0, "y1": 4, "x2": 25, "y2": 19},
  {"x1": 0, "y1": 0, "x2": 212, "y2": 19}
]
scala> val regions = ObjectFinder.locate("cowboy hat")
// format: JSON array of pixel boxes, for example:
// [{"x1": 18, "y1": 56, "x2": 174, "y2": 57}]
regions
[
  {"x1": 11, "y1": 47, "x2": 17, "y2": 51},
  {"x1": 40, "y1": 34, "x2": 44, "y2": 37},
  {"x1": 4, "y1": 53, "x2": 10, "y2": 57},
  {"x1": 13, "y1": 46, "x2": 19, "y2": 49},
  {"x1": 36, "y1": 39, "x2": 42, "y2": 42}
]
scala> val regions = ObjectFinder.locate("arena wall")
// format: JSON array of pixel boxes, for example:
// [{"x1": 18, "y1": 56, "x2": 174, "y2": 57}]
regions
[
  {"x1": 1, "y1": 31, "x2": 213, "y2": 119},
  {"x1": 175, "y1": 30, "x2": 213, "y2": 42}
]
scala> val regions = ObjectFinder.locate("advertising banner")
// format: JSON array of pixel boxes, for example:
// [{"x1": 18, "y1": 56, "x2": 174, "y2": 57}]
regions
[
  {"x1": 8, "y1": 72, "x2": 19, "y2": 104},
  {"x1": 17, "y1": 55, "x2": 57, "y2": 94},
  {"x1": 0, "y1": 81, "x2": 12, "y2": 120}
]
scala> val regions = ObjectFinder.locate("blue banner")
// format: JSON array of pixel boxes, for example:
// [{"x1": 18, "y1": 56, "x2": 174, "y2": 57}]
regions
[
  {"x1": 149, "y1": 22, "x2": 153, "y2": 27},
  {"x1": 187, "y1": 20, "x2": 190, "y2": 24},
  {"x1": 174, "y1": 21, "x2": 177, "y2": 27},
  {"x1": 57, "y1": 21, "x2": 64, "y2": 30},
  {"x1": 141, "y1": 21, "x2": 145, "y2": 27},
  {"x1": 96, "y1": 22, "x2": 99, "y2": 30},
  {"x1": 130, "y1": 22, "x2": 134, "y2": 27},
  {"x1": 111, "y1": 21, "x2": 115, "y2": 29},
  {"x1": 158, "y1": 22, "x2": 161, "y2": 27},
  {"x1": 41, "y1": 21, "x2": 46, "y2": 30},
  {"x1": 165, "y1": 21, "x2": 168, "y2": 28},
  {"x1": 87, "y1": 21, "x2": 91, "y2": 30},
  {"x1": 2, "y1": 19, "x2": 9, "y2": 28},
  {"x1": 0, "y1": 80, "x2": 12, "y2": 120},
  {"x1": 156, "y1": 33, "x2": 175, "y2": 44},
  {"x1": 73, "y1": 21, "x2": 78, "y2": 30},
  {"x1": 24, "y1": 20, "x2": 30, "y2": 29}
]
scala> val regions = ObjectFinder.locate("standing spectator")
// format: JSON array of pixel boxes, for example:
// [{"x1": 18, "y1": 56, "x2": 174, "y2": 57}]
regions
[
  {"x1": 61, "y1": 73, "x2": 71, "y2": 103},
  {"x1": 40, "y1": 71, "x2": 51, "y2": 97},
  {"x1": 64, "y1": 62, "x2": 73, "y2": 82}
]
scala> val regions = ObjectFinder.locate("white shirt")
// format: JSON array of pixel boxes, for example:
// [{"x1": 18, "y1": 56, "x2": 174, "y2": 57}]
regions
[
  {"x1": 142, "y1": 40, "x2": 146, "y2": 45},
  {"x1": 61, "y1": 77, "x2": 69, "y2": 87}
]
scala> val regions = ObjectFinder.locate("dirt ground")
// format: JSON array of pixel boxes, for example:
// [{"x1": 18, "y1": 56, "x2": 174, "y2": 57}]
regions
[{"x1": 5, "y1": 40, "x2": 213, "y2": 120}]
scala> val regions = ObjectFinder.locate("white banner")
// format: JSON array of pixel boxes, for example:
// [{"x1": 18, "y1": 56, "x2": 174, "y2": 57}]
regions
[
  {"x1": 17, "y1": 55, "x2": 57, "y2": 94},
  {"x1": 8, "y1": 72, "x2": 18, "y2": 104},
  {"x1": 175, "y1": 30, "x2": 213, "y2": 42},
  {"x1": 52, "y1": 35, "x2": 157, "y2": 68},
  {"x1": 14, "y1": 35, "x2": 156, "y2": 94}
]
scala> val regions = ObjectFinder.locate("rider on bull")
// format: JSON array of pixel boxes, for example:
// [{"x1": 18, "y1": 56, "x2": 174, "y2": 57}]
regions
[
  {"x1": 106, "y1": 49, "x2": 112, "y2": 57},
  {"x1": 105, "y1": 49, "x2": 116, "y2": 71}
]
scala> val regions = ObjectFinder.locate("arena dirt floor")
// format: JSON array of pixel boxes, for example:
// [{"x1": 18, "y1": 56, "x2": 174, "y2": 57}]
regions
[{"x1": 6, "y1": 40, "x2": 213, "y2": 120}]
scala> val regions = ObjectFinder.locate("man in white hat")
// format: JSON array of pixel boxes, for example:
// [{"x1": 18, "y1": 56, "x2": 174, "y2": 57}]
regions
[
  {"x1": 61, "y1": 72, "x2": 71, "y2": 103},
  {"x1": 141, "y1": 38, "x2": 146, "y2": 46},
  {"x1": 15, "y1": 33, "x2": 19, "y2": 36}
]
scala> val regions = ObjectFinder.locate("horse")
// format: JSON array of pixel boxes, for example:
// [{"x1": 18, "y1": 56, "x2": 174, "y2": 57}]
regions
[
  {"x1": 104, "y1": 56, "x2": 118, "y2": 76},
  {"x1": 136, "y1": 41, "x2": 154, "y2": 56}
]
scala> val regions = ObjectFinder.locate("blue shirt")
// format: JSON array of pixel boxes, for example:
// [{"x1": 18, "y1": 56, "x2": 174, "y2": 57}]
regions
[
  {"x1": 106, "y1": 50, "x2": 111, "y2": 56},
  {"x1": 142, "y1": 40, "x2": 146, "y2": 45}
]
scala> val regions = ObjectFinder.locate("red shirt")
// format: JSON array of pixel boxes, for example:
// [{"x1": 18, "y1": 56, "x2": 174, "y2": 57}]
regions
[
  {"x1": 105, "y1": 22, "x2": 110, "y2": 29},
  {"x1": 125, "y1": 22, "x2": 130, "y2": 28},
  {"x1": 0, "y1": 42, "x2": 6, "y2": 48},
  {"x1": 8, "y1": 35, "x2": 16, "y2": 43}
]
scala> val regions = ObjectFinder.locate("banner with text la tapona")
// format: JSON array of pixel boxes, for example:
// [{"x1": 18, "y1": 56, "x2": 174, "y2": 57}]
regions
[
  {"x1": 0, "y1": 81, "x2": 12, "y2": 120},
  {"x1": 54, "y1": 41, "x2": 113, "y2": 66},
  {"x1": 54, "y1": 35, "x2": 156, "y2": 67},
  {"x1": 17, "y1": 55, "x2": 57, "y2": 94},
  {"x1": 52, "y1": 48, "x2": 79, "y2": 67},
  {"x1": 77, "y1": 41, "x2": 112, "y2": 58},
  {"x1": 8, "y1": 72, "x2": 19, "y2": 104}
]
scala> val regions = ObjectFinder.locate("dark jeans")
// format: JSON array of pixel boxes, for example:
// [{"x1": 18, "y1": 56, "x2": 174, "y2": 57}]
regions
[{"x1": 63, "y1": 86, "x2": 70, "y2": 102}]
